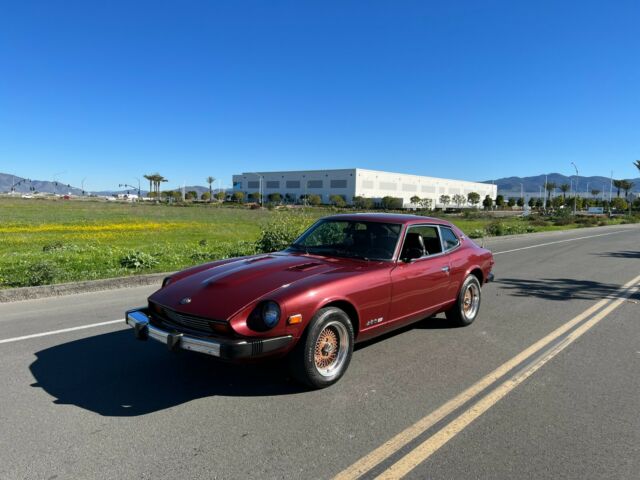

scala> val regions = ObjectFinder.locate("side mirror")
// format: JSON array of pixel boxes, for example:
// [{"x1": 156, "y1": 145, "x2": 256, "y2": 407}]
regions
[{"x1": 402, "y1": 247, "x2": 423, "y2": 263}]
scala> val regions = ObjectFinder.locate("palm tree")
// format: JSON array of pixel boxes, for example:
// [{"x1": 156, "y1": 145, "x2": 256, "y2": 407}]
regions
[
  {"x1": 148, "y1": 174, "x2": 167, "y2": 198},
  {"x1": 634, "y1": 160, "x2": 640, "y2": 174},
  {"x1": 206, "y1": 176, "x2": 215, "y2": 203},
  {"x1": 559, "y1": 183, "x2": 570, "y2": 201},
  {"x1": 545, "y1": 182, "x2": 556, "y2": 207},
  {"x1": 143, "y1": 174, "x2": 153, "y2": 198},
  {"x1": 157, "y1": 175, "x2": 168, "y2": 197},
  {"x1": 621, "y1": 180, "x2": 634, "y2": 199},
  {"x1": 613, "y1": 179, "x2": 623, "y2": 197}
]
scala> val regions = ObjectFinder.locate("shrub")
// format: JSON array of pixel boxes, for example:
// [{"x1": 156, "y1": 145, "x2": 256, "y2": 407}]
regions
[
  {"x1": 119, "y1": 251, "x2": 158, "y2": 269},
  {"x1": 353, "y1": 196, "x2": 374, "y2": 209},
  {"x1": 223, "y1": 240, "x2": 257, "y2": 258},
  {"x1": 255, "y1": 212, "x2": 313, "y2": 253},
  {"x1": 42, "y1": 241, "x2": 66, "y2": 252},
  {"x1": 25, "y1": 261, "x2": 59, "y2": 286},
  {"x1": 574, "y1": 216, "x2": 598, "y2": 226},
  {"x1": 330, "y1": 195, "x2": 347, "y2": 208},
  {"x1": 468, "y1": 229, "x2": 484, "y2": 239},
  {"x1": 528, "y1": 218, "x2": 549, "y2": 227},
  {"x1": 553, "y1": 217, "x2": 573, "y2": 226},
  {"x1": 462, "y1": 210, "x2": 485, "y2": 220},
  {"x1": 380, "y1": 196, "x2": 403, "y2": 210},
  {"x1": 306, "y1": 194, "x2": 322, "y2": 206},
  {"x1": 484, "y1": 221, "x2": 505, "y2": 236}
]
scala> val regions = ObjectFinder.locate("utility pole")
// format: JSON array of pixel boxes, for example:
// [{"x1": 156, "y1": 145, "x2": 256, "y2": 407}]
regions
[
  {"x1": 609, "y1": 171, "x2": 613, "y2": 214},
  {"x1": 538, "y1": 185, "x2": 542, "y2": 207},
  {"x1": 571, "y1": 162, "x2": 578, "y2": 215},
  {"x1": 544, "y1": 175, "x2": 548, "y2": 212},
  {"x1": 519, "y1": 183, "x2": 523, "y2": 207}
]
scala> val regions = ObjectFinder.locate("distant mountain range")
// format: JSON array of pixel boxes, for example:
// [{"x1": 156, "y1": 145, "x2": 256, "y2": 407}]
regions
[
  {"x1": 2, "y1": 171, "x2": 638, "y2": 198},
  {"x1": 0, "y1": 173, "x2": 220, "y2": 196},
  {"x1": 484, "y1": 173, "x2": 640, "y2": 196}
]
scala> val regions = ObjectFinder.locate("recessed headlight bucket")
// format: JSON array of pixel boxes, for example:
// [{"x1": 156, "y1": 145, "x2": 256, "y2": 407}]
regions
[
  {"x1": 262, "y1": 301, "x2": 281, "y2": 328},
  {"x1": 248, "y1": 301, "x2": 281, "y2": 331},
  {"x1": 162, "y1": 276, "x2": 173, "y2": 288}
]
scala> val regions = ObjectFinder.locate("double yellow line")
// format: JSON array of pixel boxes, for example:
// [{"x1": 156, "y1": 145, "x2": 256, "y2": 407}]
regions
[{"x1": 334, "y1": 273, "x2": 640, "y2": 480}]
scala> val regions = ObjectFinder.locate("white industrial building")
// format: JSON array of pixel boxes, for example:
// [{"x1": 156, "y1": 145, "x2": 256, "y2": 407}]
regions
[{"x1": 232, "y1": 168, "x2": 496, "y2": 208}]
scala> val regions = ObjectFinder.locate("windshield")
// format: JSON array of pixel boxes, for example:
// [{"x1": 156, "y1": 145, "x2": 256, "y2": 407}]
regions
[{"x1": 289, "y1": 220, "x2": 402, "y2": 261}]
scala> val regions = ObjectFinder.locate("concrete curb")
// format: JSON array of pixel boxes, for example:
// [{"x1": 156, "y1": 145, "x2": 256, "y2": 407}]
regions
[{"x1": 0, "y1": 272, "x2": 173, "y2": 303}]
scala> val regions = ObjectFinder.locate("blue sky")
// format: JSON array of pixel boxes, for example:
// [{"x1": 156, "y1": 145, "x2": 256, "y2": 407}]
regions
[{"x1": 1, "y1": 0, "x2": 639, "y2": 191}]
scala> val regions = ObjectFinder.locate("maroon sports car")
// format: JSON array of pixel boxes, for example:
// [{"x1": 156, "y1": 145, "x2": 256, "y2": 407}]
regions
[{"x1": 126, "y1": 213, "x2": 494, "y2": 388}]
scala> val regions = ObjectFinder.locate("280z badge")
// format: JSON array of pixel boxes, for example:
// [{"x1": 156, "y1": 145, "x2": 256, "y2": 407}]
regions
[{"x1": 366, "y1": 317, "x2": 384, "y2": 327}]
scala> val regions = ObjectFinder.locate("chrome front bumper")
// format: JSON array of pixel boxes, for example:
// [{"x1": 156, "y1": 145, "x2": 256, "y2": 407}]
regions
[{"x1": 125, "y1": 308, "x2": 293, "y2": 360}]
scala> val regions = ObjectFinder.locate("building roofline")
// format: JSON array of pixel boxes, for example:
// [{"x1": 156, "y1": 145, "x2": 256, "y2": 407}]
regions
[
  {"x1": 354, "y1": 168, "x2": 492, "y2": 187},
  {"x1": 233, "y1": 168, "x2": 493, "y2": 188}
]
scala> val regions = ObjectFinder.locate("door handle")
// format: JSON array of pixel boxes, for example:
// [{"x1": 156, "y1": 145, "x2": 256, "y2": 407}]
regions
[{"x1": 441, "y1": 266, "x2": 450, "y2": 272}]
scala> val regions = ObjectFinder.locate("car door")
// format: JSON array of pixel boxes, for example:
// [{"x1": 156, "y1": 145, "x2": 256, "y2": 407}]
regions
[{"x1": 388, "y1": 225, "x2": 451, "y2": 324}]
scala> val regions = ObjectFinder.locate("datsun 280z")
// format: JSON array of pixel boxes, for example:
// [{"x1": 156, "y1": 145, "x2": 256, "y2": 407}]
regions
[{"x1": 125, "y1": 214, "x2": 494, "y2": 389}]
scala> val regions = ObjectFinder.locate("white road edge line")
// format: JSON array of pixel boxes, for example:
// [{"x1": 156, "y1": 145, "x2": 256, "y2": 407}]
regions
[
  {"x1": 492, "y1": 230, "x2": 626, "y2": 255},
  {"x1": 0, "y1": 319, "x2": 123, "y2": 345}
]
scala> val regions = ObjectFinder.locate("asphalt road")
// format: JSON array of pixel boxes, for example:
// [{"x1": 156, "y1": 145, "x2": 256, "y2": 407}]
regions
[{"x1": 1, "y1": 225, "x2": 639, "y2": 479}]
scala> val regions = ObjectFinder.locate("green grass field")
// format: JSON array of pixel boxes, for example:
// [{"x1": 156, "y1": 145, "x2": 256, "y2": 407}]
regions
[{"x1": 0, "y1": 198, "x2": 630, "y2": 288}]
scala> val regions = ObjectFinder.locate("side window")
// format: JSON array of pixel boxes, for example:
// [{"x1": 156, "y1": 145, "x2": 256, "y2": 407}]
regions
[
  {"x1": 400, "y1": 225, "x2": 442, "y2": 260},
  {"x1": 441, "y1": 227, "x2": 460, "y2": 251},
  {"x1": 414, "y1": 226, "x2": 443, "y2": 255}
]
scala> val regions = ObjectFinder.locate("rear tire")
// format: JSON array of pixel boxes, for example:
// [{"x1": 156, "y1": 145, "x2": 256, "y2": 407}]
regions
[
  {"x1": 446, "y1": 274, "x2": 482, "y2": 326},
  {"x1": 288, "y1": 307, "x2": 354, "y2": 389}
]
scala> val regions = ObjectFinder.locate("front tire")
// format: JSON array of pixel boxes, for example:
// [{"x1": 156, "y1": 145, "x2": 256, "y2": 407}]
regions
[
  {"x1": 289, "y1": 307, "x2": 354, "y2": 389},
  {"x1": 446, "y1": 274, "x2": 482, "y2": 326}
]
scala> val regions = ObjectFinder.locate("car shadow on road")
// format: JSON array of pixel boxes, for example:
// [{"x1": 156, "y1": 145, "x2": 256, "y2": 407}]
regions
[
  {"x1": 29, "y1": 330, "x2": 305, "y2": 417},
  {"x1": 592, "y1": 250, "x2": 640, "y2": 259},
  {"x1": 496, "y1": 277, "x2": 629, "y2": 301}
]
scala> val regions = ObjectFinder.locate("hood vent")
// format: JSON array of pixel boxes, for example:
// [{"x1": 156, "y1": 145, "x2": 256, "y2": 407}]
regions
[{"x1": 288, "y1": 262, "x2": 322, "y2": 272}]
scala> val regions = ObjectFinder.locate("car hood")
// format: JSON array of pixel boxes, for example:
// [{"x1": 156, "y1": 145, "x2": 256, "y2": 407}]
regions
[{"x1": 149, "y1": 253, "x2": 349, "y2": 320}]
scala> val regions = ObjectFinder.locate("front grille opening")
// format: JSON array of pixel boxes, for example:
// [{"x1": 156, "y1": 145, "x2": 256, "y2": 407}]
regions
[{"x1": 149, "y1": 302, "x2": 231, "y2": 336}]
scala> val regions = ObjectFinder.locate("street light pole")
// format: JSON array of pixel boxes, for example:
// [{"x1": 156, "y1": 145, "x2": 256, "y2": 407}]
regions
[
  {"x1": 609, "y1": 171, "x2": 613, "y2": 214},
  {"x1": 571, "y1": 162, "x2": 578, "y2": 215},
  {"x1": 246, "y1": 172, "x2": 263, "y2": 206}
]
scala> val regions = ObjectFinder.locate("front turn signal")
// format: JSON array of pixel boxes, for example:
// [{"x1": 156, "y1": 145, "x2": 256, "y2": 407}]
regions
[{"x1": 287, "y1": 314, "x2": 303, "y2": 325}]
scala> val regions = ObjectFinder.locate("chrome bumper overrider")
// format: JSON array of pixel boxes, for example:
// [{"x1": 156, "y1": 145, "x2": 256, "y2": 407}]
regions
[{"x1": 125, "y1": 308, "x2": 293, "y2": 359}]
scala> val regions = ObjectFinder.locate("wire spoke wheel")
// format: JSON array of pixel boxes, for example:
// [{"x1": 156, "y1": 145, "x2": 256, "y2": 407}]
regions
[
  {"x1": 313, "y1": 320, "x2": 349, "y2": 377},
  {"x1": 462, "y1": 283, "x2": 480, "y2": 319}
]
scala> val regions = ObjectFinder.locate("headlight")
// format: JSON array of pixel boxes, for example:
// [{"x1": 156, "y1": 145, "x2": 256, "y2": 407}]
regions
[
  {"x1": 248, "y1": 301, "x2": 281, "y2": 331},
  {"x1": 162, "y1": 276, "x2": 173, "y2": 288},
  {"x1": 262, "y1": 301, "x2": 281, "y2": 329}
]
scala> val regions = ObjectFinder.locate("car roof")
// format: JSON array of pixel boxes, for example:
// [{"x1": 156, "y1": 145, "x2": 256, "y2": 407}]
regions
[{"x1": 322, "y1": 213, "x2": 453, "y2": 226}]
